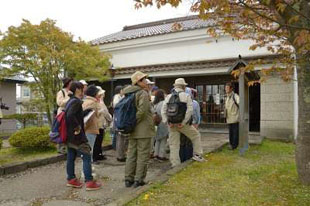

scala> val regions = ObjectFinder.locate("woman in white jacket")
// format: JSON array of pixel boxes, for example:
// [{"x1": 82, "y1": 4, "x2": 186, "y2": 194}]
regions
[{"x1": 93, "y1": 86, "x2": 112, "y2": 163}]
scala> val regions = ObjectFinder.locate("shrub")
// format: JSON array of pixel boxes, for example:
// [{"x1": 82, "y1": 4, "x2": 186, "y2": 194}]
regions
[{"x1": 9, "y1": 126, "x2": 53, "y2": 149}]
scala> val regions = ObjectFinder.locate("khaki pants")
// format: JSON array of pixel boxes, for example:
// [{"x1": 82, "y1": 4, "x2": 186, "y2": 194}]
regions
[
  {"x1": 125, "y1": 138, "x2": 151, "y2": 182},
  {"x1": 116, "y1": 132, "x2": 129, "y2": 159},
  {"x1": 168, "y1": 124, "x2": 203, "y2": 167}
]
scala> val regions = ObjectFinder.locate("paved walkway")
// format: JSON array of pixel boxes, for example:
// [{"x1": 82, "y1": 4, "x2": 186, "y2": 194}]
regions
[{"x1": 0, "y1": 133, "x2": 261, "y2": 206}]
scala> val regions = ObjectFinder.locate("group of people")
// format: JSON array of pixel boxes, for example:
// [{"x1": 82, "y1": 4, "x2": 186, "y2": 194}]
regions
[
  {"x1": 56, "y1": 70, "x2": 240, "y2": 191},
  {"x1": 56, "y1": 78, "x2": 111, "y2": 190}
]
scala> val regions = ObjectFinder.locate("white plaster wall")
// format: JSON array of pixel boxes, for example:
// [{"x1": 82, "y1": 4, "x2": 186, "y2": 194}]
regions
[{"x1": 99, "y1": 29, "x2": 272, "y2": 68}]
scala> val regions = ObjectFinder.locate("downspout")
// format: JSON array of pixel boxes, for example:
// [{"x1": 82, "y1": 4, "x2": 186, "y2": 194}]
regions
[{"x1": 293, "y1": 65, "x2": 298, "y2": 139}]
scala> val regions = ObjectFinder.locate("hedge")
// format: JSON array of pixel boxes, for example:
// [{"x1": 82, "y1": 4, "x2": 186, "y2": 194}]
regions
[{"x1": 9, "y1": 126, "x2": 53, "y2": 149}]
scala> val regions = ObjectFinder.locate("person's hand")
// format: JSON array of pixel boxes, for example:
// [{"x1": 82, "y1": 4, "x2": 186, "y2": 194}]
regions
[
  {"x1": 177, "y1": 123, "x2": 184, "y2": 129},
  {"x1": 193, "y1": 124, "x2": 199, "y2": 129},
  {"x1": 168, "y1": 123, "x2": 174, "y2": 128}
]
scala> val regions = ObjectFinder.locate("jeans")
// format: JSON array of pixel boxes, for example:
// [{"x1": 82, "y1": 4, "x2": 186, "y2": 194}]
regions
[
  {"x1": 154, "y1": 137, "x2": 167, "y2": 158},
  {"x1": 86, "y1": 133, "x2": 97, "y2": 162},
  {"x1": 112, "y1": 131, "x2": 117, "y2": 150},
  {"x1": 229, "y1": 123, "x2": 239, "y2": 149},
  {"x1": 66, "y1": 146, "x2": 93, "y2": 182}
]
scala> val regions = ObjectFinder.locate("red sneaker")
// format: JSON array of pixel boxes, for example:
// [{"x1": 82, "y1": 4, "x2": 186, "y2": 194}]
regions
[
  {"x1": 86, "y1": 180, "x2": 101, "y2": 191},
  {"x1": 67, "y1": 178, "x2": 83, "y2": 188}
]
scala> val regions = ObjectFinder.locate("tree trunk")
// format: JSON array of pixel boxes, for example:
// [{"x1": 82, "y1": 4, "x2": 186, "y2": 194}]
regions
[{"x1": 296, "y1": 54, "x2": 310, "y2": 185}]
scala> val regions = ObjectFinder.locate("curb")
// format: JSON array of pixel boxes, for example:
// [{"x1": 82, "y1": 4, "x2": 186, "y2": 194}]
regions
[
  {"x1": 0, "y1": 145, "x2": 112, "y2": 176},
  {"x1": 107, "y1": 142, "x2": 228, "y2": 206}
]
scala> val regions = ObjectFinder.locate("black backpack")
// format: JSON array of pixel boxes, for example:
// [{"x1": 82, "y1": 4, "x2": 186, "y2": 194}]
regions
[{"x1": 167, "y1": 91, "x2": 187, "y2": 124}]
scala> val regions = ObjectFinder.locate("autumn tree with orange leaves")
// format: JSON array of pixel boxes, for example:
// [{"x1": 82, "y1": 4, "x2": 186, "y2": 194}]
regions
[{"x1": 134, "y1": 0, "x2": 310, "y2": 185}]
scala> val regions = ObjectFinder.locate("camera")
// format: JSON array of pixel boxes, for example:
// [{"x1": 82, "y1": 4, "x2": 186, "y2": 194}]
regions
[{"x1": 0, "y1": 97, "x2": 9, "y2": 110}]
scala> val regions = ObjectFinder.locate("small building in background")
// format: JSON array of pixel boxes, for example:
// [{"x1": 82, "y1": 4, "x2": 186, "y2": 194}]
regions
[{"x1": 0, "y1": 76, "x2": 26, "y2": 134}]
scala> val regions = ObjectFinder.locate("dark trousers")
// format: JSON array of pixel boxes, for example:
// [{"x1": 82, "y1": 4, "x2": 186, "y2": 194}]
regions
[
  {"x1": 93, "y1": 128, "x2": 105, "y2": 161},
  {"x1": 179, "y1": 134, "x2": 193, "y2": 163},
  {"x1": 229, "y1": 123, "x2": 239, "y2": 149}
]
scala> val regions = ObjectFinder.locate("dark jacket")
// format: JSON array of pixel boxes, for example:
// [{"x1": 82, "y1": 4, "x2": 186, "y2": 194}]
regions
[{"x1": 65, "y1": 96, "x2": 88, "y2": 146}]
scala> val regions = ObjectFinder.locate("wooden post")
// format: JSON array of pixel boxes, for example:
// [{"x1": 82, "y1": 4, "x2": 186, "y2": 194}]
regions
[{"x1": 239, "y1": 72, "x2": 249, "y2": 155}]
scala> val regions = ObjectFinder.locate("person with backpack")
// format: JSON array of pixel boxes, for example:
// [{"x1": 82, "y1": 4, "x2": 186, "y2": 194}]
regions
[
  {"x1": 56, "y1": 77, "x2": 73, "y2": 154},
  {"x1": 122, "y1": 71, "x2": 155, "y2": 188},
  {"x1": 111, "y1": 85, "x2": 124, "y2": 150},
  {"x1": 179, "y1": 87, "x2": 201, "y2": 162},
  {"x1": 82, "y1": 85, "x2": 101, "y2": 162},
  {"x1": 153, "y1": 89, "x2": 169, "y2": 161},
  {"x1": 161, "y1": 78, "x2": 205, "y2": 168},
  {"x1": 65, "y1": 81, "x2": 101, "y2": 191},
  {"x1": 56, "y1": 78, "x2": 73, "y2": 115},
  {"x1": 224, "y1": 82, "x2": 240, "y2": 150}
]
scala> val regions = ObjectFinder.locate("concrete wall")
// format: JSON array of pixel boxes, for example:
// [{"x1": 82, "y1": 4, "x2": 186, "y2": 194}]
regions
[
  {"x1": 260, "y1": 76, "x2": 294, "y2": 140},
  {"x1": 0, "y1": 81, "x2": 17, "y2": 133}
]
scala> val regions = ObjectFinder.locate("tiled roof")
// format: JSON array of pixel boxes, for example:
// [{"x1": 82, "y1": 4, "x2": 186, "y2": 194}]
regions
[
  {"x1": 0, "y1": 66, "x2": 27, "y2": 83},
  {"x1": 91, "y1": 15, "x2": 214, "y2": 45},
  {"x1": 4, "y1": 75, "x2": 27, "y2": 83},
  {"x1": 113, "y1": 55, "x2": 278, "y2": 76}
]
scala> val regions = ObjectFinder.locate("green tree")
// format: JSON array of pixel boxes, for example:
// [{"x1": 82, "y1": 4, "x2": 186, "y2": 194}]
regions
[
  {"x1": 3, "y1": 113, "x2": 38, "y2": 128},
  {"x1": 0, "y1": 19, "x2": 110, "y2": 125},
  {"x1": 134, "y1": 0, "x2": 310, "y2": 184}
]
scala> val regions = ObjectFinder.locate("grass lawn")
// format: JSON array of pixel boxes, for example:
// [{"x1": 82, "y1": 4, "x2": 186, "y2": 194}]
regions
[
  {"x1": 127, "y1": 140, "x2": 310, "y2": 206},
  {"x1": 0, "y1": 147, "x2": 57, "y2": 166}
]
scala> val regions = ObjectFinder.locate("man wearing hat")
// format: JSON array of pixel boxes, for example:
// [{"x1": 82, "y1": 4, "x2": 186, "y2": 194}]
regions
[
  {"x1": 161, "y1": 78, "x2": 205, "y2": 167},
  {"x1": 124, "y1": 71, "x2": 155, "y2": 188}
]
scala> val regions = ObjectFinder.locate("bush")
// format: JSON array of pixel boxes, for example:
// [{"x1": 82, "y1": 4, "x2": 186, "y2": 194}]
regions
[{"x1": 9, "y1": 126, "x2": 53, "y2": 149}]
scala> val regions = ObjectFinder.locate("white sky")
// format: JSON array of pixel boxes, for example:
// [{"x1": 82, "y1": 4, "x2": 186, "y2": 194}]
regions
[{"x1": 0, "y1": 0, "x2": 193, "y2": 41}]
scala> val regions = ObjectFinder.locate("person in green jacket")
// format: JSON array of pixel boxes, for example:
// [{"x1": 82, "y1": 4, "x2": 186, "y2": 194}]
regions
[{"x1": 124, "y1": 71, "x2": 155, "y2": 188}]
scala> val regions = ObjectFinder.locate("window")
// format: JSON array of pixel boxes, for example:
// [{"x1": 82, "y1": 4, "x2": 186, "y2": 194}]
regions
[{"x1": 23, "y1": 88, "x2": 30, "y2": 97}]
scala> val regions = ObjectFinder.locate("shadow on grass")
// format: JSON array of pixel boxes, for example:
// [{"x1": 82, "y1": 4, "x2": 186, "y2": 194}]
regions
[{"x1": 0, "y1": 146, "x2": 57, "y2": 166}]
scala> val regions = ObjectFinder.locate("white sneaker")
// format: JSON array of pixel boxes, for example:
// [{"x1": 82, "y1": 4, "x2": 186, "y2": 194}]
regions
[{"x1": 192, "y1": 154, "x2": 205, "y2": 162}]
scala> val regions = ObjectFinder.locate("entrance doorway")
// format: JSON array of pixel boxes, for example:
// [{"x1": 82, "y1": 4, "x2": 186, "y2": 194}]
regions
[
  {"x1": 196, "y1": 84, "x2": 226, "y2": 125},
  {"x1": 196, "y1": 83, "x2": 260, "y2": 132}
]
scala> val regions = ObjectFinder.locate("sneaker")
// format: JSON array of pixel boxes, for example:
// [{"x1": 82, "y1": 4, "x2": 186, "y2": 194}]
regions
[
  {"x1": 192, "y1": 154, "x2": 206, "y2": 162},
  {"x1": 125, "y1": 180, "x2": 134, "y2": 188},
  {"x1": 86, "y1": 180, "x2": 101, "y2": 191},
  {"x1": 133, "y1": 180, "x2": 146, "y2": 188},
  {"x1": 157, "y1": 156, "x2": 168, "y2": 161},
  {"x1": 117, "y1": 158, "x2": 126, "y2": 162},
  {"x1": 67, "y1": 178, "x2": 83, "y2": 188}
]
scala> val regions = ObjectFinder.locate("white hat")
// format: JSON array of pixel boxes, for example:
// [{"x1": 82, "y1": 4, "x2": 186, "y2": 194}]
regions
[
  {"x1": 146, "y1": 79, "x2": 155, "y2": 85},
  {"x1": 173, "y1": 78, "x2": 188, "y2": 86},
  {"x1": 131, "y1": 71, "x2": 148, "y2": 85},
  {"x1": 96, "y1": 86, "x2": 105, "y2": 95},
  {"x1": 79, "y1": 80, "x2": 88, "y2": 85}
]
